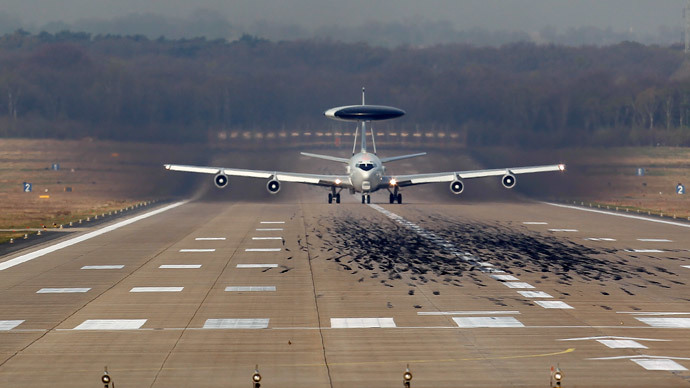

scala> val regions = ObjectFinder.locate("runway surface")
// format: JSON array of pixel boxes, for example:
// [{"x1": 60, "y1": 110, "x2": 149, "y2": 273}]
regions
[{"x1": 1, "y1": 150, "x2": 689, "y2": 387}]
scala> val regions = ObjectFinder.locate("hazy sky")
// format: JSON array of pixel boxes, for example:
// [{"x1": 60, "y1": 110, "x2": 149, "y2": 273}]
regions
[{"x1": 1, "y1": 0, "x2": 685, "y2": 34}]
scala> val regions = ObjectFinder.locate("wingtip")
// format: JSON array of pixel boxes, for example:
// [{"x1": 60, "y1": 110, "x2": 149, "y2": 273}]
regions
[{"x1": 558, "y1": 164, "x2": 566, "y2": 171}]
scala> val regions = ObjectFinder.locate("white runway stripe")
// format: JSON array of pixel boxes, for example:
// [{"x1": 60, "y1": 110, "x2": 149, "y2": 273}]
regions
[
  {"x1": 0, "y1": 201, "x2": 187, "y2": 271},
  {"x1": 130, "y1": 287, "x2": 184, "y2": 292},
  {"x1": 179, "y1": 249, "x2": 215, "y2": 253},
  {"x1": 585, "y1": 238, "x2": 616, "y2": 241},
  {"x1": 523, "y1": 222, "x2": 548, "y2": 225},
  {"x1": 453, "y1": 317, "x2": 524, "y2": 328},
  {"x1": 81, "y1": 265, "x2": 124, "y2": 270},
  {"x1": 548, "y1": 229, "x2": 579, "y2": 232},
  {"x1": 683, "y1": 265, "x2": 690, "y2": 269},
  {"x1": 236, "y1": 264, "x2": 278, "y2": 268},
  {"x1": 517, "y1": 291, "x2": 553, "y2": 298},
  {"x1": 597, "y1": 339, "x2": 648, "y2": 349},
  {"x1": 195, "y1": 237, "x2": 226, "y2": 241},
  {"x1": 74, "y1": 319, "x2": 146, "y2": 330},
  {"x1": 633, "y1": 359, "x2": 688, "y2": 371},
  {"x1": 245, "y1": 248, "x2": 281, "y2": 252},
  {"x1": 159, "y1": 265, "x2": 201, "y2": 269},
  {"x1": 636, "y1": 317, "x2": 690, "y2": 328},
  {"x1": 330, "y1": 318, "x2": 396, "y2": 328},
  {"x1": 256, "y1": 228, "x2": 283, "y2": 231},
  {"x1": 37, "y1": 288, "x2": 90, "y2": 293},
  {"x1": 225, "y1": 286, "x2": 276, "y2": 292},
  {"x1": 418, "y1": 311, "x2": 520, "y2": 316},
  {"x1": 0, "y1": 320, "x2": 24, "y2": 330},
  {"x1": 252, "y1": 237, "x2": 282, "y2": 240},
  {"x1": 617, "y1": 311, "x2": 690, "y2": 316},
  {"x1": 490, "y1": 274, "x2": 519, "y2": 281},
  {"x1": 203, "y1": 318, "x2": 269, "y2": 329},
  {"x1": 534, "y1": 301, "x2": 574, "y2": 309},
  {"x1": 260, "y1": 221, "x2": 285, "y2": 224},
  {"x1": 637, "y1": 238, "x2": 672, "y2": 242},
  {"x1": 625, "y1": 249, "x2": 664, "y2": 253},
  {"x1": 503, "y1": 282, "x2": 535, "y2": 289}
]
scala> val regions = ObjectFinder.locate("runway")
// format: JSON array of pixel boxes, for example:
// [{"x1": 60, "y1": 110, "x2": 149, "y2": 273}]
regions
[{"x1": 0, "y1": 151, "x2": 689, "y2": 387}]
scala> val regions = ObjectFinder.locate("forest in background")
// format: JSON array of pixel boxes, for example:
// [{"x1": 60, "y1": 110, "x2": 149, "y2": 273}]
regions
[{"x1": 2, "y1": 30, "x2": 690, "y2": 147}]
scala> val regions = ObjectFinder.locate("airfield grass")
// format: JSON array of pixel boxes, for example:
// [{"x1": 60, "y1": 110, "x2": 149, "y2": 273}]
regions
[{"x1": 0, "y1": 139, "x2": 201, "y2": 243}]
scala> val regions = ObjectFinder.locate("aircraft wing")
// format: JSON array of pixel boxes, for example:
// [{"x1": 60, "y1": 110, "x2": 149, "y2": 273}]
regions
[
  {"x1": 164, "y1": 164, "x2": 352, "y2": 188},
  {"x1": 387, "y1": 164, "x2": 565, "y2": 187}
]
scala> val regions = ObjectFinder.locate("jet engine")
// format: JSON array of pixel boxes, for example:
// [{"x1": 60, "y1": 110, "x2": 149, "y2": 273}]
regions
[
  {"x1": 214, "y1": 174, "x2": 229, "y2": 188},
  {"x1": 266, "y1": 179, "x2": 281, "y2": 194},
  {"x1": 449, "y1": 180, "x2": 464, "y2": 194},
  {"x1": 501, "y1": 173, "x2": 517, "y2": 189}
]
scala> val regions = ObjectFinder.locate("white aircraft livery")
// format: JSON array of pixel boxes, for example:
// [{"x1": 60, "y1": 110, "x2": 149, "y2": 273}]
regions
[{"x1": 165, "y1": 88, "x2": 565, "y2": 204}]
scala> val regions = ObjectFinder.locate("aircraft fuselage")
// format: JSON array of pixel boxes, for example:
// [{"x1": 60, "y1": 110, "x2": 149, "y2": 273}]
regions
[{"x1": 348, "y1": 152, "x2": 385, "y2": 193}]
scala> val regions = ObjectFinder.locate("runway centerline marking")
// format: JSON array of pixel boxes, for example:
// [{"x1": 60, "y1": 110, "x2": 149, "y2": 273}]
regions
[
  {"x1": 331, "y1": 318, "x2": 396, "y2": 328},
  {"x1": 195, "y1": 237, "x2": 226, "y2": 241},
  {"x1": 252, "y1": 237, "x2": 282, "y2": 240},
  {"x1": 256, "y1": 228, "x2": 283, "y2": 231},
  {"x1": 548, "y1": 229, "x2": 579, "y2": 232},
  {"x1": 637, "y1": 238, "x2": 672, "y2": 242},
  {"x1": 260, "y1": 221, "x2": 285, "y2": 224},
  {"x1": 545, "y1": 202, "x2": 690, "y2": 229},
  {"x1": 0, "y1": 201, "x2": 187, "y2": 271},
  {"x1": 179, "y1": 249, "x2": 215, "y2": 253},
  {"x1": 523, "y1": 222, "x2": 548, "y2": 225},
  {"x1": 625, "y1": 249, "x2": 664, "y2": 253},
  {"x1": 37, "y1": 288, "x2": 91, "y2": 293},
  {"x1": 585, "y1": 238, "x2": 616, "y2": 241},
  {"x1": 130, "y1": 287, "x2": 184, "y2": 293},
  {"x1": 225, "y1": 286, "x2": 276, "y2": 292},
  {"x1": 0, "y1": 320, "x2": 24, "y2": 330},
  {"x1": 81, "y1": 265, "x2": 124, "y2": 270},
  {"x1": 203, "y1": 318, "x2": 269, "y2": 329},
  {"x1": 418, "y1": 311, "x2": 520, "y2": 316},
  {"x1": 236, "y1": 264, "x2": 278, "y2": 268},
  {"x1": 245, "y1": 248, "x2": 281, "y2": 252},
  {"x1": 159, "y1": 264, "x2": 201, "y2": 269},
  {"x1": 453, "y1": 317, "x2": 524, "y2": 328}
]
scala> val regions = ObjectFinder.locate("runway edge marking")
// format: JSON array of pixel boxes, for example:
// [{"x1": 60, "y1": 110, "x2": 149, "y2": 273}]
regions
[
  {"x1": 0, "y1": 201, "x2": 188, "y2": 271},
  {"x1": 544, "y1": 202, "x2": 690, "y2": 229}
]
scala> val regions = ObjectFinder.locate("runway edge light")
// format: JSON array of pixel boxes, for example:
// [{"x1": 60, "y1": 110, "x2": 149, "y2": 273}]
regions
[
  {"x1": 550, "y1": 365, "x2": 563, "y2": 387},
  {"x1": 252, "y1": 365, "x2": 261, "y2": 388},
  {"x1": 403, "y1": 364, "x2": 412, "y2": 387},
  {"x1": 101, "y1": 366, "x2": 112, "y2": 388}
]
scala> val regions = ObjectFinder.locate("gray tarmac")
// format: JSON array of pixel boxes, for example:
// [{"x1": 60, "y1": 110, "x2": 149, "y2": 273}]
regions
[{"x1": 0, "y1": 149, "x2": 689, "y2": 387}]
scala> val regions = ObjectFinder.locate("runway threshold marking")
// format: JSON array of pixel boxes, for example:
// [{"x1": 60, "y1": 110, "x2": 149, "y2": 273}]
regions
[
  {"x1": 81, "y1": 265, "x2": 124, "y2": 270},
  {"x1": 533, "y1": 301, "x2": 574, "y2": 309},
  {"x1": 517, "y1": 291, "x2": 553, "y2": 298},
  {"x1": 545, "y1": 202, "x2": 690, "y2": 229},
  {"x1": 588, "y1": 355, "x2": 690, "y2": 372},
  {"x1": 635, "y1": 317, "x2": 690, "y2": 328},
  {"x1": 453, "y1": 317, "x2": 524, "y2": 328},
  {"x1": 0, "y1": 201, "x2": 187, "y2": 271},
  {"x1": 503, "y1": 282, "x2": 535, "y2": 289},
  {"x1": 617, "y1": 311, "x2": 690, "y2": 316}
]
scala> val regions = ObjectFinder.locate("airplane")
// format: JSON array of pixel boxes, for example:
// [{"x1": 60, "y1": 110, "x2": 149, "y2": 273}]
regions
[{"x1": 164, "y1": 88, "x2": 565, "y2": 204}]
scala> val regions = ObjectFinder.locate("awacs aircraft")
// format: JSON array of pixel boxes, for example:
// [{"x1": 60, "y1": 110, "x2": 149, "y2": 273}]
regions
[{"x1": 165, "y1": 89, "x2": 565, "y2": 204}]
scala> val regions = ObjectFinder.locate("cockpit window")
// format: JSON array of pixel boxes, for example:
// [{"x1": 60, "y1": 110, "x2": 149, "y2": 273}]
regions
[{"x1": 357, "y1": 163, "x2": 375, "y2": 171}]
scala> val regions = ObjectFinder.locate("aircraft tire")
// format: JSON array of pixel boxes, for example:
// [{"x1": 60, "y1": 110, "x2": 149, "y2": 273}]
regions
[
  {"x1": 336, "y1": 194, "x2": 341, "y2": 204},
  {"x1": 328, "y1": 193, "x2": 333, "y2": 204},
  {"x1": 366, "y1": 195, "x2": 371, "y2": 204},
  {"x1": 397, "y1": 193, "x2": 402, "y2": 204},
  {"x1": 389, "y1": 193, "x2": 394, "y2": 204},
  {"x1": 361, "y1": 195, "x2": 366, "y2": 204}
]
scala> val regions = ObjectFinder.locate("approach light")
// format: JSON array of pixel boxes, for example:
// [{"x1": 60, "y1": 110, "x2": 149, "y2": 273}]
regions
[
  {"x1": 558, "y1": 164, "x2": 566, "y2": 171},
  {"x1": 335, "y1": 178, "x2": 342, "y2": 185},
  {"x1": 390, "y1": 178, "x2": 397, "y2": 186}
]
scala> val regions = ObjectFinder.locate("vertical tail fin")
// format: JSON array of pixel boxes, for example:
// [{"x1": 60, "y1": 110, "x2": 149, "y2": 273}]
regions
[{"x1": 352, "y1": 126, "x2": 358, "y2": 155}]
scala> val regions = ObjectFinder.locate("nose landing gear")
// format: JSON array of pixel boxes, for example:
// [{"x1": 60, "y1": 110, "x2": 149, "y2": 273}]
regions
[{"x1": 361, "y1": 194, "x2": 371, "y2": 204}]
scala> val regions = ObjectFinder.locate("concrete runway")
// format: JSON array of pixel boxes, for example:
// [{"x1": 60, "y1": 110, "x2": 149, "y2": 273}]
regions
[{"x1": 1, "y1": 150, "x2": 689, "y2": 387}]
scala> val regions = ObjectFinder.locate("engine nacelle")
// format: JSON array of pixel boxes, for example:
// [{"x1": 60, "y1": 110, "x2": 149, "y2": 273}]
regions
[
  {"x1": 449, "y1": 180, "x2": 464, "y2": 195},
  {"x1": 502, "y1": 173, "x2": 517, "y2": 189},
  {"x1": 266, "y1": 179, "x2": 281, "y2": 194},
  {"x1": 214, "y1": 174, "x2": 229, "y2": 188}
]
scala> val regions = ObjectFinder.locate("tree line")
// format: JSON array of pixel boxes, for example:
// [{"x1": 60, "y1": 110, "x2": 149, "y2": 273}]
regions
[{"x1": 1, "y1": 30, "x2": 690, "y2": 147}]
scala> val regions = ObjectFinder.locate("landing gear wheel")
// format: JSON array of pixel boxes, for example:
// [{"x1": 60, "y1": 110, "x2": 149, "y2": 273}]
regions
[
  {"x1": 328, "y1": 193, "x2": 333, "y2": 204},
  {"x1": 366, "y1": 195, "x2": 371, "y2": 204},
  {"x1": 389, "y1": 193, "x2": 395, "y2": 204},
  {"x1": 335, "y1": 194, "x2": 341, "y2": 203},
  {"x1": 361, "y1": 195, "x2": 366, "y2": 204},
  {"x1": 397, "y1": 193, "x2": 402, "y2": 204}
]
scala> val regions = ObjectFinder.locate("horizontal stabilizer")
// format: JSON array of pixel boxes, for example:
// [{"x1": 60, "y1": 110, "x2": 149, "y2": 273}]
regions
[
  {"x1": 379, "y1": 152, "x2": 427, "y2": 163},
  {"x1": 300, "y1": 152, "x2": 349, "y2": 163}
]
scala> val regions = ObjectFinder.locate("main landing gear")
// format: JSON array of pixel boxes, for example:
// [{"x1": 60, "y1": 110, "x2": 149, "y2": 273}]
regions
[
  {"x1": 388, "y1": 187, "x2": 402, "y2": 204},
  {"x1": 361, "y1": 194, "x2": 371, "y2": 204},
  {"x1": 328, "y1": 187, "x2": 341, "y2": 204}
]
